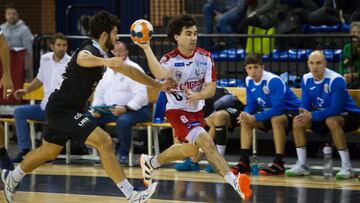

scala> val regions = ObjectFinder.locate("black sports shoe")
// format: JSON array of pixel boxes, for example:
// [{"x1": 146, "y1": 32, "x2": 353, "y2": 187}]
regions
[
  {"x1": 231, "y1": 161, "x2": 250, "y2": 175},
  {"x1": 259, "y1": 161, "x2": 285, "y2": 176}
]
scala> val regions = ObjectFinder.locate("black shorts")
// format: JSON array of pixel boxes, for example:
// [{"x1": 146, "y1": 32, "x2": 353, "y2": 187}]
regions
[
  {"x1": 261, "y1": 110, "x2": 298, "y2": 132},
  {"x1": 43, "y1": 101, "x2": 97, "y2": 146},
  {"x1": 222, "y1": 106, "x2": 242, "y2": 131},
  {"x1": 311, "y1": 112, "x2": 360, "y2": 136}
]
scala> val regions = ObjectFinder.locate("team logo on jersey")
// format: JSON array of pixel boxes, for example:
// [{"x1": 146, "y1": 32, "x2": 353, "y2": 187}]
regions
[
  {"x1": 175, "y1": 62, "x2": 185, "y2": 67},
  {"x1": 175, "y1": 71, "x2": 182, "y2": 81},
  {"x1": 195, "y1": 61, "x2": 207, "y2": 66},
  {"x1": 186, "y1": 61, "x2": 193, "y2": 66},
  {"x1": 324, "y1": 83, "x2": 329, "y2": 93},
  {"x1": 316, "y1": 97, "x2": 325, "y2": 108},
  {"x1": 257, "y1": 98, "x2": 266, "y2": 107},
  {"x1": 195, "y1": 69, "x2": 200, "y2": 77},
  {"x1": 262, "y1": 86, "x2": 269, "y2": 94}
]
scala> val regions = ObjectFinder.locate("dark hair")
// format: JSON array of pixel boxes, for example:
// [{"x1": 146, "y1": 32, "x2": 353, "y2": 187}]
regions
[
  {"x1": 5, "y1": 4, "x2": 17, "y2": 12},
  {"x1": 244, "y1": 53, "x2": 263, "y2": 66},
  {"x1": 89, "y1": 10, "x2": 120, "y2": 39},
  {"x1": 50, "y1": 32, "x2": 67, "y2": 44},
  {"x1": 167, "y1": 14, "x2": 197, "y2": 44}
]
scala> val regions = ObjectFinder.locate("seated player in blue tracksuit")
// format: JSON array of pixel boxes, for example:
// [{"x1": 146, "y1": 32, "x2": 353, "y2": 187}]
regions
[
  {"x1": 232, "y1": 53, "x2": 301, "y2": 176},
  {"x1": 286, "y1": 50, "x2": 360, "y2": 179}
]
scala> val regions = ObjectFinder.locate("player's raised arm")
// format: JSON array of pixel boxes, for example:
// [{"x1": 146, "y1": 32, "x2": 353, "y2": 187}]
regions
[
  {"x1": 136, "y1": 42, "x2": 170, "y2": 80},
  {"x1": 130, "y1": 20, "x2": 169, "y2": 80}
]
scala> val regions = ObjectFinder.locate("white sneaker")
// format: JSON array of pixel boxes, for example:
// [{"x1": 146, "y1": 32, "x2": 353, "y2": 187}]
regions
[
  {"x1": 140, "y1": 154, "x2": 159, "y2": 186},
  {"x1": 336, "y1": 168, "x2": 353, "y2": 180},
  {"x1": 1, "y1": 169, "x2": 19, "y2": 203},
  {"x1": 127, "y1": 182, "x2": 158, "y2": 203},
  {"x1": 285, "y1": 162, "x2": 311, "y2": 177}
]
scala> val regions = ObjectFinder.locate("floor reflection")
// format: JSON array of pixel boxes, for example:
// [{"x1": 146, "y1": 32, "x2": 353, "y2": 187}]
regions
[{"x1": 1, "y1": 173, "x2": 359, "y2": 202}]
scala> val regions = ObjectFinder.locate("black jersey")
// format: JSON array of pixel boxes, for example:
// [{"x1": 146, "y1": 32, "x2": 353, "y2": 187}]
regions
[{"x1": 49, "y1": 40, "x2": 106, "y2": 111}]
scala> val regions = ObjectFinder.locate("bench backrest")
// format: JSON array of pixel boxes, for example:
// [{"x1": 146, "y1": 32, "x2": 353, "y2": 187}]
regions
[{"x1": 225, "y1": 87, "x2": 246, "y2": 104}]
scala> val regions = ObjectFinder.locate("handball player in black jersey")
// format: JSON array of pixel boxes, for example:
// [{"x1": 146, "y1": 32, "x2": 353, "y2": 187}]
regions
[{"x1": 0, "y1": 10, "x2": 176, "y2": 203}]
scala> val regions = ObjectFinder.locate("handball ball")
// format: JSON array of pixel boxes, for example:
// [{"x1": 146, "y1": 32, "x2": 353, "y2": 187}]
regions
[{"x1": 130, "y1": 19, "x2": 153, "y2": 44}]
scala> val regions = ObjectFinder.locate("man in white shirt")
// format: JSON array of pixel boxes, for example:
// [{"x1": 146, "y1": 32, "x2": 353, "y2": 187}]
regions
[
  {"x1": 12, "y1": 33, "x2": 70, "y2": 163},
  {"x1": 88, "y1": 41, "x2": 149, "y2": 165}
]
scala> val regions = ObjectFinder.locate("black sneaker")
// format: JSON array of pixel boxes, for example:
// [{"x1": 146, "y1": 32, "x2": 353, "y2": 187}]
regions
[
  {"x1": 259, "y1": 161, "x2": 285, "y2": 176},
  {"x1": 231, "y1": 161, "x2": 250, "y2": 175}
]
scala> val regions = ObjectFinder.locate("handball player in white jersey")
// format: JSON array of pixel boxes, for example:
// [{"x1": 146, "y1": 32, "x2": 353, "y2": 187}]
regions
[{"x1": 136, "y1": 14, "x2": 252, "y2": 200}]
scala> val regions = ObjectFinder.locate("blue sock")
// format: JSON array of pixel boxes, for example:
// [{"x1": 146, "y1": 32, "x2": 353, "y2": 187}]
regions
[{"x1": 0, "y1": 147, "x2": 14, "y2": 170}]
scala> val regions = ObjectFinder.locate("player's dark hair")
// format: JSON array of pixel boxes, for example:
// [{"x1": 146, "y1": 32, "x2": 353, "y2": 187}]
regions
[
  {"x1": 89, "y1": 10, "x2": 120, "y2": 39},
  {"x1": 244, "y1": 53, "x2": 263, "y2": 66},
  {"x1": 167, "y1": 14, "x2": 197, "y2": 44},
  {"x1": 50, "y1": 32, "x2": 67, "y2": 44}
]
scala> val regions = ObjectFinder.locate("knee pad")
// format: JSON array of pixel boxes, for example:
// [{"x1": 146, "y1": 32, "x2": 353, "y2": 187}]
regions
[{"x1": 215, "y1": 126, "x2": 227, "y2": 145}]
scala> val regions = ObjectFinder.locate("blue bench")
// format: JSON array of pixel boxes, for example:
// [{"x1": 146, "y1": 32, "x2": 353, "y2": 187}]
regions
[
  {"x1": 212, "y1": 48, "x2": 342, "y2": 62},
  {"x1": 217, "y1": 79, "x2": 245, "y2": 87},
  {"x1": 303, "y1": 24, "x2": 342, "y2": 33}
]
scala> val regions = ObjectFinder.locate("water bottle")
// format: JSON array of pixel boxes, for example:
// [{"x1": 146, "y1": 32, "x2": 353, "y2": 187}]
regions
[
  {"x1": 323, "y1": 143, "x2": 333, "y2": 178},
  {"x1": 251, "y1": 155, "x2": 259, "y2": 176}
]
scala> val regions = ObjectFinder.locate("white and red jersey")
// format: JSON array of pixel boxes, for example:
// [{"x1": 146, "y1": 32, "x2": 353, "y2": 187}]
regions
[{"x1": 160, "y1": 47, "x2": 216, "y2": 112}]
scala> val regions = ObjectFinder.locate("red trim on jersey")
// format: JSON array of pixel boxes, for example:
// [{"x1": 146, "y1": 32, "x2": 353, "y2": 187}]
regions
[
  {"x1": 211, "y1": 56, "x2": 216, "y2": 81},
  {"x1": 165, "y1": 49, "x2": 178, "y2": 58},
  {"x1": 195, "y1": 47, "x2": 211, "y2": 57},
  {"x1": 160, "y1": 55, "x2": 171, "y2": 64},
  {"x1": 174, "y1": 48, "x2": 195, "y2": 59}
]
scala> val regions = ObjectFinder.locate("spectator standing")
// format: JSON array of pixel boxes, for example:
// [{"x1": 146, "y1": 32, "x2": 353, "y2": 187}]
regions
[
  {"x1": 339, "y1": 22, "x2": 360, "y2": 89},
  {"x1": 0, "y1": 5, "x2": 34, "y2": 80}
]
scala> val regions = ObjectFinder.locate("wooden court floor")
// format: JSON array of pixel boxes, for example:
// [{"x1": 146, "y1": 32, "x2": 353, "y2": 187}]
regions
[{"x1": 1, "y1": 164, "x2": 360, "y2": 202}]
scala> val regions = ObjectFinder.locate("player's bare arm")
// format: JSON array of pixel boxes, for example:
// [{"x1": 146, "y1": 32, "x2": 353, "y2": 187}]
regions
[
  {"x1": 0, "y1": 35, "x2": 14, "y2": 98},
  {"x1": 185, "y1": 82, "x2": 216, "y2": 102},
  {"x1": 136, "y1": 42, "x2": 170, "y2": 80},
  {"x1": 113, "y1": 62, "x2": 176, "y2": 91},
  {"x1": 76, "y1": 50, "x2": 110, "y2": 67}
]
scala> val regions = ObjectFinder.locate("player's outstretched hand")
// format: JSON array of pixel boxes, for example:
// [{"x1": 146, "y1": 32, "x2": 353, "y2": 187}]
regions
[
  {"x1": 160, "y1": 77, "x2": 177, "y2": 91},
  {"x1": 105, "y1": 57, "x2": 124, "y2": 69}
]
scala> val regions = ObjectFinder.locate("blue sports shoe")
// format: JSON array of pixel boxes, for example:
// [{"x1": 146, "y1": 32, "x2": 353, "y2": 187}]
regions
[
  {"x1": 204, "y1": 164, "x2": 215, "y2": 173},
  {"x1": 175, "y1": 158, "x2": 200, "y2": 171}
]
